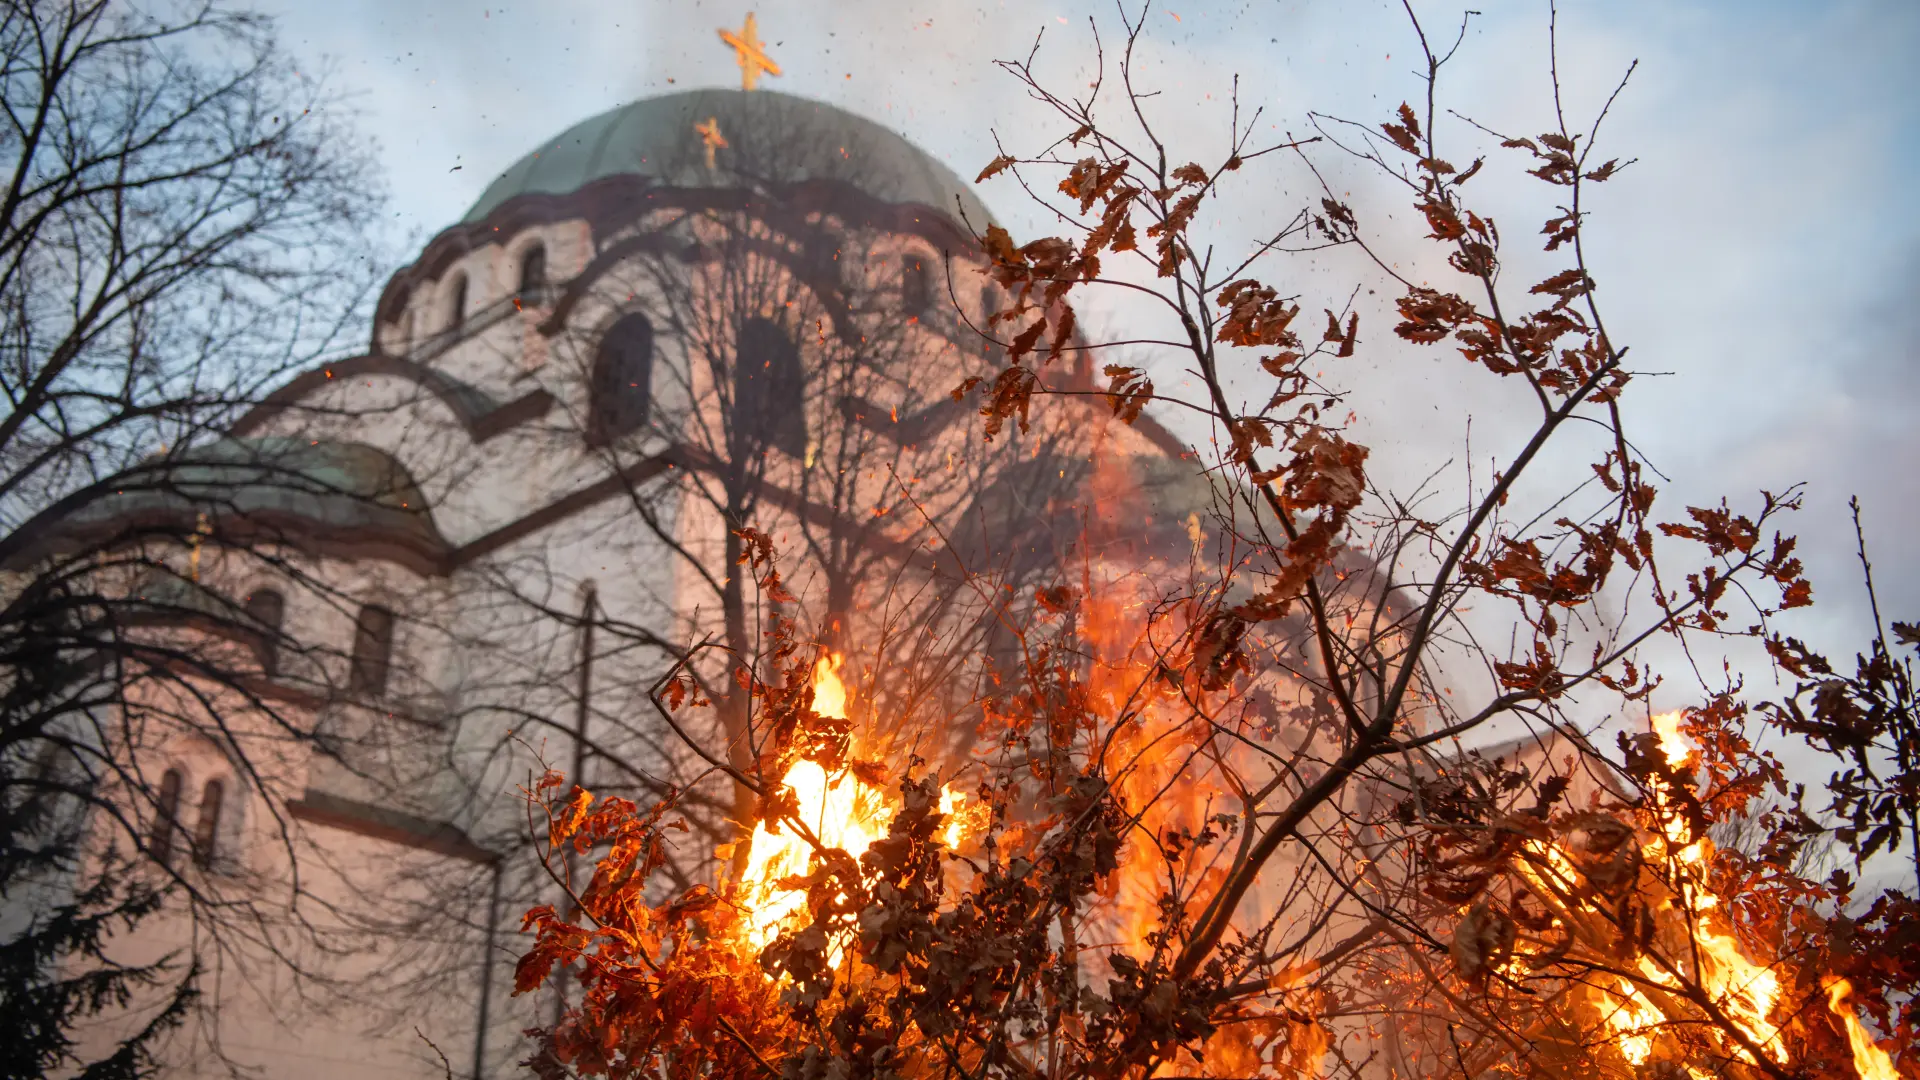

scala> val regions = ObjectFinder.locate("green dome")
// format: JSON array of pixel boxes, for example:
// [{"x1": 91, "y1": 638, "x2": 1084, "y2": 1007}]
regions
[
  {"x1": 4, "y1": 438, "x2": 450, "y2": 575},
  {"x1": 463, "y1": 88, "x2": 995, "y2": 230}
]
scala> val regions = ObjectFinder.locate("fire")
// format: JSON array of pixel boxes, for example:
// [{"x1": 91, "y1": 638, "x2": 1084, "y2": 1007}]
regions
[
  {"x1": 1649, "y1": 709, "x2": 1701, "y2": 855},
  {"x1": 1826, "y1": 978, "x2": 1901, "y2": 1080},
  {"x1": 1556, "y1": 712, "x2": 1912, "y2": 1077},
  {"x1": 1520, "y1": 711, "x2": 1794, "y2": 1071},
  {"x1": 733, "y1": 653, "x2": 979, "y2": 951},
  {"x1": 1644, "y1": 712, "x2": 1785, "y2": 1066},
  {"x1": 1651, "y1": 708, "x2": 1690, "y2": 769},
  {"x1": 735, "y1": 759, "x2": 888, "y2": 948},
  {"x1": 937, "y1": 785, "x2": 973, "y2": 850},
  {"x1": 811, "y1": 650, "x2": 849, "y2": 720},
  {"x1": 1688, "y1": 920, "x2": 1785, "y2": 1063},
  {"x1": 1597, "y1": 973, "x2": 1665, "y2": 1067}
]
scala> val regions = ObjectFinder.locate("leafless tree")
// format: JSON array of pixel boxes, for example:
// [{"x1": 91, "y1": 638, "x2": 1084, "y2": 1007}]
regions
[{"x1": 0, "y1": 0, "x2": 385, "y2": 1071}]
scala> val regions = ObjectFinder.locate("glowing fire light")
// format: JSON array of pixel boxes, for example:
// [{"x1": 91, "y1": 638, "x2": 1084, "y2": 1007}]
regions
[
  {"x1": 937, "y1": 785, "x2": 971, "y2": 850},
  {"x1": 1521, "y1": 711, "x2": 1794, "y2": 1071},
  {"x1": 1826, "y1": 978, "x2": 1901, "y2": 1080},
  {"x1": 1689, "y1": 922, "x2": 1785, "y2": 1064},
  {"x1": 1628, "y1": 712, "x2": 1785, "y2": 1066},
  {"x1": 1645, "y1": 713, "x2": 1785, "y2": 1065},
  {"x1": 1651, "y1": 708, "x2": 1690, "y2": 769},
  {"x1": 1622, "y1": 714, "x2": 1899, "y2": 1080},
  {"x1": 733, "y1": 654, "x2": 978, "y2": 951},
  {"x1": 1598, "y1": 973, "x2": 1665, "y2": 1067}
]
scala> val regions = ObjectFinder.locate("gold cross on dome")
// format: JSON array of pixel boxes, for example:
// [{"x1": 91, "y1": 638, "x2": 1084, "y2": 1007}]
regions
[
  {"x1": 694, "y1": 116, "x2": 728, "y2": 169},
  {"x1": 718, "y1": 13, "x2": 781, "y2": 91},
  {"x1": 188, "y1": 511, "x2": 212, "y2": 581}
]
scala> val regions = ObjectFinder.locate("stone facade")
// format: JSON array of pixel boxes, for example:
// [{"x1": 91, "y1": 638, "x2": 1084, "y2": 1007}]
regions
[{"x1": 41, "y1": 88, "x2": 1187, "y2": 1078}]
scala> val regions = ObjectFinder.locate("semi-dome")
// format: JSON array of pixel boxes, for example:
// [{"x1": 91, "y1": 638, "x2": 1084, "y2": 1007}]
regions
[
  {"x1": 2, "y1": 438, "x2": 450, "y2": 576},
  {"x1": 463, "y1": 88, "x2": 996, "y2": 230}
]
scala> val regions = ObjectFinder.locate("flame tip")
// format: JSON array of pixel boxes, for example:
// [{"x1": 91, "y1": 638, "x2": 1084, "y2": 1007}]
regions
[{"x1": 733, "y1": 649, "x2": 983, "y2": 953}]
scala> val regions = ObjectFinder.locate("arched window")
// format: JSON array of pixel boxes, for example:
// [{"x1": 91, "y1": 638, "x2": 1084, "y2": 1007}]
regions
[
  {"x1": 518, "y1": 245, "x2": 547, "y2": 304},
  {"x1": 244, "y1": 588, "x2": 284, "y2": 675},
  {"x1": 586, "y1": 314, "x2": 655, "y2": 447},
  {"x1": 733, "y1": 317, "x2": 806, "y2": 457},
  {"x1": 192, "y1": 778, "x2": 224, "y2": 869},
  {"x1": 151, "y1": 768, "x2": 183, "y2": 866},
  {"x1": 349, "y1": 604, "x2": 395, "y2": 697},
  {"x1": 447, "y1": 273, "x2": 468, "y2": 333},
  {"x1": 902, "y1": 258, "x2": 931, "y2": 316}
]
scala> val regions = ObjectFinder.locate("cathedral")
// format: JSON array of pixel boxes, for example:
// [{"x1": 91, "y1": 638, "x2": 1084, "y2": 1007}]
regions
[{"x1": 25, "y1": 84, "x2": 1195, "y2": 1078}]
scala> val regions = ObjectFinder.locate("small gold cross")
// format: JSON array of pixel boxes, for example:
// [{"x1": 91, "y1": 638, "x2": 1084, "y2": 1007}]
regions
[
  {"x1": 188, "y1": 512, "x2": 212, "y2": 582},
  {"x1": 718, "y1": 13, "x2": 781, "y2": 91},
  {"x1": 694, "y1": 116, "x2": 728, "y2": 169}
]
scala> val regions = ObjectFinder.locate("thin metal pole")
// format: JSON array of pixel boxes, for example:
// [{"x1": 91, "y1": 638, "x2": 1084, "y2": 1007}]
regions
[
  {"x1": 569, "y1": 588, "x2": 596, "y2": 804},
  {"x1": 471, "y1": 857, "x2": 503, "y2": 1080},
  {"x1": 553, "y1": 587, "x2": 597, "y2": 1029}
]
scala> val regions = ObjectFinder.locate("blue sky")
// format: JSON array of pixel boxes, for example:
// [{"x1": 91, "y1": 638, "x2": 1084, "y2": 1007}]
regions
[{"x1": 257, "y1": 0, "x2": 1920, "y2": 696}]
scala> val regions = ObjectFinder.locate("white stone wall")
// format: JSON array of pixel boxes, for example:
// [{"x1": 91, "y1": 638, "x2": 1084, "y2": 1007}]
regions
[{"x1": 68, "y1": 161, "x2": 1167, "y2": 1077}]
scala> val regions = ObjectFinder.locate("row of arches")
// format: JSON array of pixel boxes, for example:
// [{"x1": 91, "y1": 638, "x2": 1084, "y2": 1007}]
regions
[
  {"x1": 436, "y1": 243, "x2": 551, "y2": 336},
  {"x1": 585, "y1": 313, "x2": 805, "y2": 455},
  {"x1": 380, "y1": 243, "x2": 549, "y2": 348},
  {"x1": 242, "y1": 589, "x2": 394, "y2": 698},
  {"x1": 151, "y1": 768, "x2": 228, "y2": 870},
  {"x1": 385, "y1": 241, "x2": 967, "y2": 455},
  {"x1": 399, "y1": 241, "x2": 938, "y2": 352}
]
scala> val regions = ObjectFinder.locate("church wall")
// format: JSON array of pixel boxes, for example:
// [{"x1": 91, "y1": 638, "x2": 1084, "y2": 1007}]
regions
[
  {"x1": 40, "y1": 82, "x2": 1235, "y2": 1080},
  {"x1": 69, "y1": 778, "x2": 518, "y2": 1080}
]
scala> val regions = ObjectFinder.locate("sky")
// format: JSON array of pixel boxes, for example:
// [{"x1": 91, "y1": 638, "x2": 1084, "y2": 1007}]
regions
[{"x1": 253, "y1": 0, "x2": 1920, "y2": 713}]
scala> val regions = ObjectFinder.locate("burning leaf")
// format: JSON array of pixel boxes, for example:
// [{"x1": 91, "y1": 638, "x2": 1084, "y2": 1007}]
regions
[
  {"x1": 1552, "y1": 812, "x2": 1641, "y2": 897},
  {"x1": 1190, "y1": 611, "x2": 1250, "y2": 691},
  {"x1": 1035, "y1": 584, "x2": 1077, "y2": 614}
]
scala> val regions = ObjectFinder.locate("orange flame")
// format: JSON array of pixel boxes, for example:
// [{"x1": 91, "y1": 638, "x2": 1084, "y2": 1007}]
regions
[
  {"x1": 1596, "y1": 973, "x2": 1666, "y2": 1068},
  {"x1": 1651, "y1": 708, "x2": 1690, "y2": 769},
  {"x1": 1646, "y1": 713, "x2": 1785, "y2": 1066},
  {"x1": 1688, "y1": 920, "x2": 1785, "y2": 1064},
  {"x1": 1524, "y1": 711, "x2": 1789, "y2": 1070},
  {"x1": 733, "y1": 654, "x2": 978, "y2": 952},
  {"x1": 1825, "y1": 978, "x2": 1901, "y2": 1080},
  {"x1": 811, "y1": 651, "x2": 849, "y2": 721}
]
